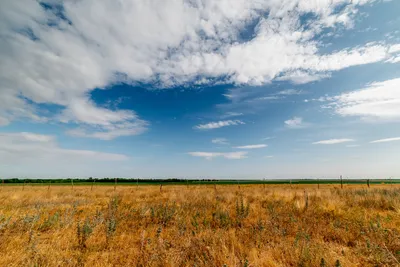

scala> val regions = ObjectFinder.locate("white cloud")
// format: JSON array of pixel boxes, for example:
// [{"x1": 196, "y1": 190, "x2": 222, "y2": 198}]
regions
[
  {"x1": 255, "y1": 96, "x2": 281, "y2": 101},
  {"x1": 212, "y1": 138, "x2": 229, "y2": 145},
  {"x1": 346, "y1": 144, "x2": 360, "y2": 147},
  {"x1": 277, "y1": 89, "x2": 304, "y2": 95},
  {"x1": 188, "y1": 151, "x2": 247, "y2": 160},
  {"x1": 0, "y1": 132, "x2": 128, "y2": 163},
  {"x1": 276, "y1": 71, "x2": 331, "y2": 84},
  {"x1": 235, "y1": 144, "x2": 267, "y2": 149},
  {"x1": 370, "y1": 137, "x2": 400, "y2": 143},
  {"x1": 194, "y1": 120, "x2": 244, "y2": 130},
  {"x1": 312, "y1": 139, "x2": 355, "y2": 145},
  {"x1": 389, "y1": 44, "x2": 400, "y2": 54},
  {"x1": 220, "y1": 112, "x2": 243, "y2": 119},
  {"x1": 323, "y1": 78, "x2": 400, "y2": 121},
  {"x1": 284, "y1": 117, "x2": 306, "y2": 129},
  {"x1": 0, "y1": 0, "x2": 397, "y2": 131},
  {"x1": 386, "y1": 56, "x2": 400, "y2": 63},
  {"x1": 66, "y1": 122, "x2": 148, "y2": 140},
  {"x1": 262, "y1": 136, "x2": 274, "y2": 140}
]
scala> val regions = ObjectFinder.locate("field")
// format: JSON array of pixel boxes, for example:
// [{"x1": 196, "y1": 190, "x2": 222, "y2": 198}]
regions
[{"x1": 1, "y1": 184, "x2": 400, "y2": 266}]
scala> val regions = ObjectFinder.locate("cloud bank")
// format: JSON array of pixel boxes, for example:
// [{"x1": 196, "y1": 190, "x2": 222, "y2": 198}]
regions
[{"x1": 1, "y1": 0, "x2": 398, "y2": 139}]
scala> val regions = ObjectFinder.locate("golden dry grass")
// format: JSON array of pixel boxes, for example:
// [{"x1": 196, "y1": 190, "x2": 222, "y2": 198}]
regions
[{"x1": 1, "y1": 184, "x2": 400, "y2": 266}]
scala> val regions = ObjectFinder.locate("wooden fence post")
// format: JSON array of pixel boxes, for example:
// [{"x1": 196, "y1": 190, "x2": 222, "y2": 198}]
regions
[
  {"x1": 340, "y1": 175, "x2": 343, "y2": 189},
  {"x1": 114, "y1": 178, "x2": 117, "y2": 192},
  {"x1": 367, "y1": 179, "x2": 370, "y2": 188}
]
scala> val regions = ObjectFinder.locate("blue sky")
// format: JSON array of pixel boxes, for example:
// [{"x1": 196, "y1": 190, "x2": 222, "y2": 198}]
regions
[{"x1": 1, "y1": 0, "x2": 400, "y2": 179}]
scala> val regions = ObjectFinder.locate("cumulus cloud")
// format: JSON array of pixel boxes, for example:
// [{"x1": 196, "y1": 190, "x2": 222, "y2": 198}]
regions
[
  {"x1": 234, "y1": 144, "x2": 267, "y2": 149},
  {"x1": 212, "y1": 138, "x2": 229, "y2": 145},
  {"x1": 284, "y1": 117, "x2": 306, "y2": 129},
  {"x1": 0, "y1": 0, "x2": 397, "y2": 133},
  {"x1": 194, "y1": 120, "x2": 244, "y2": 130},
  {"x1": 188, "y1": 151, "x2": 247, "y2": 160},
  {"x1": 386, "y1": 56, "x2": 400, "y2": 63},
  {"x1": 312, "y1": 139, "x2": 355, "y2": 145},
  {"x1": 321, "y1": 78, "x2": 400, "y2": 121},
  {"x1": 370, "y1": 137, "x2": 400, "y2": 143}
]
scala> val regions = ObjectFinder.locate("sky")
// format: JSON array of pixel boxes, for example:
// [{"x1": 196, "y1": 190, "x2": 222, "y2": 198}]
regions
[{"x1": 0, "y1": 0, "x2": 400, "y2": 179}]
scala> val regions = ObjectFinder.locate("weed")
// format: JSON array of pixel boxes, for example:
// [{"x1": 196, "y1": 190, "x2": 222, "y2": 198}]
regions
[
  {"x1": 150, "y1": 202, "x2": 177, "y2": 226},
  {"x1": 77, "y1": 218, "x2": 93, "y2": 250},
  {"x1": 236, "y1": 196, "x2": 250, "y2": 226},
  {"x1": 105, "y1": 196, "x2": 119, "y2": 246}
]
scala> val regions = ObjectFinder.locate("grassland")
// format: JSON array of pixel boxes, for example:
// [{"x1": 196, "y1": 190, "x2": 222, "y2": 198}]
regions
[{"x1": 1, "y1": 184, "x2": 400, "y2": 266}]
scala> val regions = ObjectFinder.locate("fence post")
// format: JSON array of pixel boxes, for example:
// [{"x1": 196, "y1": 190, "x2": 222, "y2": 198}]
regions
[
  {"x1": 114, "y1": 178, "x2": 117, "y2": 192},
  {"x1": 340, "y1": 175, "x2": 343, "y2": 189},
  {"x1": 160, "y1": 184, "x2": 163, "y2": 193},
  {"x1": 71, "y1": 179, "x2": 74, "y2": 191},
  {"x1": 367, "y1": 179, "x2": 370, "y2": 188}
]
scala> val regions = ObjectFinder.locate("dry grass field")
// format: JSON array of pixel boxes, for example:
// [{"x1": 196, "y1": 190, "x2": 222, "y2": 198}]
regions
[{"x1": 1, "y1": 184, "x2": 400, "y2": 266}]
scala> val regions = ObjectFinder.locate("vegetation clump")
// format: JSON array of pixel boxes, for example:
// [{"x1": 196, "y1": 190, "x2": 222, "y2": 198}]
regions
[{"x1": 0, "y1": 184, "x2": 399, "y2": 266}]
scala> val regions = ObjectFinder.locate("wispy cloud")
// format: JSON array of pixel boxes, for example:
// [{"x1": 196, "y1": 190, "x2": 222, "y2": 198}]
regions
[
  {"x1": 220, "y1": 112, "x2": 243, "y2": 119},
  {"x1": 370, "y1": 137, "x2": 400, "y2": 143},
  {"x1": 276, "y1": 71, "x2": 331, "y2": 84},
  {"x1": 277, "y1": 89, "x2": 304, "y2": 95},
  {"x1": 346, "y1": 144, "x2": 360, "y2": 147},
  {"x1": 262, "y1": 136, "x2": 275, "y2": 140},
  {"x1": 312, "y1": 139, "x2": 355, "y2": 145},
  {"x1": 284, "y1": 117, "x2": 306, "y2": 129},
  {"x1": 212, "y1": 138, "x2": 229, "y2": 145},
  {"x1": 234, "y1": 144, "x2": 267, "y2": 149},
  {"x1": 0, "y1": 132, "x2": 128, "y2": 162},
  {"x1": 194, "y1": 120, "x2": 244, "y2": 130},
  {"x1": 188, "y1": 151, "x2": 247, "y2": 160},
  {"x1": 317, "y1": 78, "x2": 400, "y2": 121},
  {"x1": 254, "y1": 96, "x2": 281, "y2": 101}
]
